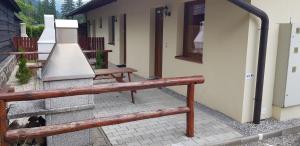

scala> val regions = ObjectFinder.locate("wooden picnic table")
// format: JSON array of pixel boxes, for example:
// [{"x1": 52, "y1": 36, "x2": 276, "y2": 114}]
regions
[{"x1": 94, "y1": 67, "x2": 138, "y2": 103}]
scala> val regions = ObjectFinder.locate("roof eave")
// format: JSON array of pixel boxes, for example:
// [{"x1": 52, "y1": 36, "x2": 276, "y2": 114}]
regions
[{"x1": 67, "y1": 0, "x2": 116, "y2": 17}]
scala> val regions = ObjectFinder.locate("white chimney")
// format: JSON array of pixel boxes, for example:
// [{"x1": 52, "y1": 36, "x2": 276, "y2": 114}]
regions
[
  {"x1": 38, "y1": 15, "x2": 56, "y2": 61},
  {"x1": 20, "y1": 23, "x2": 28, "y2": 37}
]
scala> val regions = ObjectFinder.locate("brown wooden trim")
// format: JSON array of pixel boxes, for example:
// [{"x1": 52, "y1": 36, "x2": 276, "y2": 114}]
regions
[
  {"x1": 186, "y1": 84, "x2": 195, "y2": 137},
  {"x1": 175, "y1": 56, "x2": 202, "y2": 64},
  {"x1": 124, "y1": 14, "x2": 127, "y2": 64},
  {"x1": 182, "y1": 0, "x2": 205, "y2": 63},
  {"x1": 154, "y1": 7, "x2": 164, "y2": 78},
  {"x1": 0, "y1": 76, "x2": 204, "y2": 102},
  {"x1": 5, "y1": 107, "x2": 190, "y2": 141},
  {"x1": 0, "y1": 101, "x2": 8, "y2": 146}
]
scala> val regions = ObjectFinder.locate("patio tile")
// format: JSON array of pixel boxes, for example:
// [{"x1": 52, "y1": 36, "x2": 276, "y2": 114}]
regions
[{"x1": 92, "y1": 76, "x2": 242, "y2": 146}]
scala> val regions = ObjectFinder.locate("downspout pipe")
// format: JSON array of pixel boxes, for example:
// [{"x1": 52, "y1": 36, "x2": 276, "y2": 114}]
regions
[{"x1": 228, "y1": 0, "x2": 269, "y2": 124}]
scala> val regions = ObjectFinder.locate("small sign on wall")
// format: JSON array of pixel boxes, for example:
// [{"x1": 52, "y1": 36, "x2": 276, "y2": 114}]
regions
[{"x1": 246, "y1": 73, "x2": 255, "y2": 80}]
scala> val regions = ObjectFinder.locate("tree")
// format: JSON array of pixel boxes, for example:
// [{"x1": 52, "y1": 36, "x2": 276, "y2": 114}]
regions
[
  {"x1": 49, "y1": 0, "x2": 57, "y2": 17},
  {"x1": 76, "y1": 0, "x2": 83, "y2": 8},
  {"x1": 36, "y1": 1, "x2": 45, "y2": 24},
  {"x1": 43, "y1": 0, "x2": 50, "y2": 14},
  {"x1": 16, "y1": 49, "x2": 32, "y2": 84},
  {"x1": 16, "y1": 0, "x2": 36, "y2": 25},
  {"x1": 95, "y1": 49, "x2": 104, "y2": 69},
  {"x1": 61, "y1": 0, "x2": 75, "y2": 18}
]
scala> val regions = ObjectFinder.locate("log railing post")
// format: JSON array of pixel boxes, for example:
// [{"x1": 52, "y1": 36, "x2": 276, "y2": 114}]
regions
[
  {"x1": 186, "y1": 84, "x2": 195, "y2": 137},
  {"x1": 0, "y1": 100, "x2": 9, "y2": 146}
]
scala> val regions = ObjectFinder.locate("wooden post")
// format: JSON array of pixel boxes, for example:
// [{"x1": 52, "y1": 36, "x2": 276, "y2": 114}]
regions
[
  {"x1": 104, "y1": 52, "x2": 108, "y2": 69},
  {"x1": 127, "y1": 72, "x2": 135, "y2": 104},
  {"x1": 186, "y1": 84, "x2": 195, "y2": 137},
  {"x1": 0, "y1": 100, "x2": 9, "y2": 146}
]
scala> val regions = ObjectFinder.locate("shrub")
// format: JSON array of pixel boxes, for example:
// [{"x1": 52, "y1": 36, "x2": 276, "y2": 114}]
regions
[
  {"x1": 95, "y1": 49, "x2": 104, "y2": 69},
  {"x1": 16, "y1": 50, "x2": 32, "y2": 84},
  {"x1": 26, "y1": 25, "x2": 44, "y2": 38}
]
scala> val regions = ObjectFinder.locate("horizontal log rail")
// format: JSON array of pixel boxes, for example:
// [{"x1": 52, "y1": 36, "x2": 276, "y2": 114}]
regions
[
  {"x1": 0, "y1": 50, "x2": 112, "y2": 55},
  {"x1": 0, "y1": 50, "x2": 112, "y2": 69},
  {"x1": 0, "y1": 76, "x2": 204, "y2": 102},
  {"x1": 0, "y1": 75, "x2": 205, "y2": 145},
  {"x1": 5, "y1": 107, "x2": 190, "y2": 141}
]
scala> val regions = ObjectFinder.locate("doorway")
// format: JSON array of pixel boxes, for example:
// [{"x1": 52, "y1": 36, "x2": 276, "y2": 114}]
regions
[
  {"x1": 154, "y1": 7, "x2": 164, "y2": 78},
  {"x1": 120, "y1": 14, "x2": 127, "y2": 65}
]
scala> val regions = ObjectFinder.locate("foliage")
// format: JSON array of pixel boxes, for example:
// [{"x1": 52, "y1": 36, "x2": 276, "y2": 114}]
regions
[
  {"x1": 49, "y1": 0, "x2": 57, "y2": 17},
  {"x1": 26, "y1": 25, "x2": 45, "y2": 38},
  {"x1": 16, "y1": 49, "x2": 32, "y2": 84},
  {"x1": 73, "y1": 0, "x2": 85, "y2": 23},
  {"x1": 61, "y1": 0, "x2": 75, "y2": 18},
  {"x1": 76, "y1": 0, "x2": 83, "y2": 8},
  {"x1": 16, "y1": 0, "x2": 36, "y2": 25},
  {"x1": 95, "y1": 49, "x2": 104, "y2": 69},
  {"x1": 16, "y1": 0, "x2": 59, "y2": 25}
]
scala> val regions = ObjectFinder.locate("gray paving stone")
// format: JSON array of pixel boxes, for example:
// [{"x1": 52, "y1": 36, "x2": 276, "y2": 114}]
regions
[{"x1": 90, "y1": 76, "x2": 242, "y2": 146}]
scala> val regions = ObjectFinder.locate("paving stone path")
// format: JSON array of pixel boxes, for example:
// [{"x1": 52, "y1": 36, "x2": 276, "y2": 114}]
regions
[{"x1": 92, "y1": 83, "x2": 242, "y2": 146}]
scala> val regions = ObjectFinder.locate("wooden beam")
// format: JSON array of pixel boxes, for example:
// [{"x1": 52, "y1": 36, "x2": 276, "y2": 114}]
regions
[
  {"x1": 0, "y1": 101, "x2": 8, "y2": 146},
  {"x1": 186, "y1": 84, "x2": 195, "y2": 137},
  {"x1": 0, "y1": 52, "x2": 49, "y2": 55},
  {"x1": 82, "y1": 50, "x2": 112, "y2": 53},
  {"x1": 0, "y1": 50, "x2": 112, "y2": 55},
  {"x1": 5, "y1": 107, "x2": 190, "y2": 142},
  {"x1": 0, "y1": 76, "x2": 204, "y2": 102}
]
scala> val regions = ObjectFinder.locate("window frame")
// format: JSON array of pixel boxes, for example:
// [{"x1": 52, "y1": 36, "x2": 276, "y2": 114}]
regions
[
  {"x1": 179, "y1": 0, "x2": 205, "y2": 63},
  {"x1": 99, "y1": 17, "x2": 103, "y2": 28},
  {"x1": 108, "y1": 16, "x2": 116, "y2": 45}
]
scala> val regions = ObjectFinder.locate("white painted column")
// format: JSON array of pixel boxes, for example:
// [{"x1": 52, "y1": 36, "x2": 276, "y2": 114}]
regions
[{"x1": 20, "y1": 23, "x2": 28, "y2": 37}]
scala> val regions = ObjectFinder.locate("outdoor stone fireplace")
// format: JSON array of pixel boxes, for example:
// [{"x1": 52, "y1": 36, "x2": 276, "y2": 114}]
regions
[{"x1": 42, "y1": 19, "x2": 95, "y2": 146}]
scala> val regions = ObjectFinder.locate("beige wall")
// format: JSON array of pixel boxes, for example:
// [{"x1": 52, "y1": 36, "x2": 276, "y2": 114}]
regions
[
  {"x1": 87, "y1": 0, "x2": 165, "y2": 77},
  {"x1": 86, "y1": 0, "x2": 299, "y2": 123}
]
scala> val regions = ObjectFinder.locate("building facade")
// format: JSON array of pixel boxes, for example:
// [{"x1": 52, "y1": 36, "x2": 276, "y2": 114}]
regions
[
  {"x1": 70, "y1": 0, "x2": 300, "y2": 123},
  {"x1": 0, "y1": 0, "x2": 20, "y2": 87}
]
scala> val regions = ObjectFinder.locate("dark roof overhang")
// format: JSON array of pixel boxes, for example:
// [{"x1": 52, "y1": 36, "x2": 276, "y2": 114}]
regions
[
  {"x1": 67, "y1": 0, "x2": 116, "y2": 17},
  {"x1": 7, "y1": 0, "x2": 21, "y2": 12}
]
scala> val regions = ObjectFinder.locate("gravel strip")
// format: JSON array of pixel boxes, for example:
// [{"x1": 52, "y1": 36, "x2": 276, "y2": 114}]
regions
[{"x1": 245, "y1": 133, "x2": 300, "y2": 146}]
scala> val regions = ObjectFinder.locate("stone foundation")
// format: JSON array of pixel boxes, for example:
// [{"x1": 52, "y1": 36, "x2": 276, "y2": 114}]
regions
[
  {"x1": 43, "y1": 79, "x2": 94, "y2": 146},
  {"x1": 0, "y1": 55, "x2": 17, "y2": 88}
]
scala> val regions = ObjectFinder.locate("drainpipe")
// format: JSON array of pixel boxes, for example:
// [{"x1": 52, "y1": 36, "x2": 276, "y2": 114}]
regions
[{"x1": 228, "y1": 0, "x2": 269, "y2": 124}]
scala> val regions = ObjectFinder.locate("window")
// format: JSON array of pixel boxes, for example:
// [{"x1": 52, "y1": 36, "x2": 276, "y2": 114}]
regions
[
  {"x1": 178, "y1": 0, "x2": 205, "y2": 63},
  {"x1": 99, "y1": 17, "x2": 103, "y2": 28},
  {"x1": 108, "y1": 16, "x2": 116, "y2": 45}
]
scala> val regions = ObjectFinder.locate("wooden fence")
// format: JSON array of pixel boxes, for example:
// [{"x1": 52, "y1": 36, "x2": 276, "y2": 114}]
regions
[
  {"x1": 12, "y1": 37, "x2": 105, "y2": 61},
  {"x1": 0, "y1": 76, "x2": 205, "y2": 145},
  {"x1": 78, "y1": 36, "x2": 105, "y2": 59},
  {"x1": 12, "y1": 37, "x2": 38, "y2": 61}
]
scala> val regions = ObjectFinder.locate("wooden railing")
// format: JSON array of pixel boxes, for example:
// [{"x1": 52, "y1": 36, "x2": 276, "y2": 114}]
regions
[
  {"x1": 12, "y1": 37, "x2": 105, "y2": 61},
  {"x1": 0, "y1": 50, "x2": 112, "y2": 69},
  {"x1": 0, "y1": 76, "x2": 205, "y2": 145},
  {"x1": 78, "y1": 36, "x2": 105, "y2": 59},
  {"x1": 12, "y1": 37, "x2": 38, "y2": 61}
]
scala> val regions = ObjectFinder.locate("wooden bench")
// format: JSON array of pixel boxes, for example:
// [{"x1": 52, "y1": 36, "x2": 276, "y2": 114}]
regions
[{"x1": 94, "y1": 67, "x2": 138, "y2": 103}]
